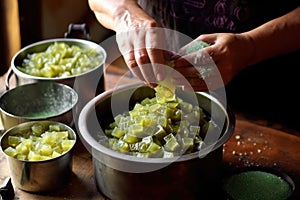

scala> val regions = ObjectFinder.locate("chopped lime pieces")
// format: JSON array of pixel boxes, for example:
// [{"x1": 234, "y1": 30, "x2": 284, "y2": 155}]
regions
[
  {"x1": 61, "y1": 140, "x2": 76, "y2": 152},
  {"x1": 3, "y1": 123, "x2": 75, "y2": 161},
  {"x1": 111, "y1": 127, "x2": 126, "y2": 139},
  {"x1": 103, "y1": 85, "x2": 213, "y2": 158},
  {"x1": 4, "y1": 147, "x2": 18, "y2": 158},
  {"x1": 185, "y1": 41, "x2": 209, "y2": 54},
  {"x1": 8, "y1": 136, "x2": 21, "y2": 147},
  {"x1": 123, "y1": 133, "x2": 139, "y2": 144},
  {"x1": 155, "y1": 84, "x2": 176, "y2": 104},
  {"x1": 39, "y1": 144, "x2": 53, "y2": 156},
  {"x1": 31, "y1": 124, "x2": 44, "y2": 136},
  {"x1": 18, "y1": 42, "x2": 104, "y2": 78},
  {"x1": 52, "y1": 151, "x2": 62, "y2": 158}
]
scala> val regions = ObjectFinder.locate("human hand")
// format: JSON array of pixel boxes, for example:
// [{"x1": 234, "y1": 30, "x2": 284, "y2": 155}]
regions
[
  {"x1": 115, "y1": 15, "x2": 169, "y2": 86},
  {"x1": 172, "y1": 33, "x2": 255, "y2": 91}
]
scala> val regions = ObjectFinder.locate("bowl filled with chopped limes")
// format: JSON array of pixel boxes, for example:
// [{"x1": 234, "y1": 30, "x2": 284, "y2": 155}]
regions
[
  {"x1": 8, "y1": 38, "x2": 106, "y2": 90},
  {"x1": 78, "y1": 82, "x2": 235, "y2": 200},
  {"x1": 0, "y1": 120, "x2": 76, "y2": 192}
]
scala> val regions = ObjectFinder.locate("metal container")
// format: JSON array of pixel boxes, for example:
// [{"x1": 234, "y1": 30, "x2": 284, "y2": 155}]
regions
[
  {"x1": 0, "y1": 120, "x2": 76, "y2": 192},
  {"x1": 78, "y1": 82, "x2": 235, "y2": 200},
  {"x1": 0, "y1": 82, "x2": 78, "y2": 130},
  {"x1": 222, "y1": 166, "x2": 296, "y2": 200},
  {"x1": 7, "y1": 38, "x2": 106, "y2": 123}
]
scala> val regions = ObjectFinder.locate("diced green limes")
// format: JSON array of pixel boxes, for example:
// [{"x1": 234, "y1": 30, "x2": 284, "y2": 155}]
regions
[
  {"x1": 111, "y1": 127, "x2": 125, "y2": 139},
  {"x1": 103, "y1": 83, "x2": 214, "y2": 158},
  {"x1": 61, "y1": 140, "x2": 76, "y2": 152},
  {"x1": 4, "y1": 147, "x2": 18, "y2": 158},
  {"x1": 31, "y1": 124, "x2": 44, "y2": 136},
  {"x1": 3, "y1": 123, "x2": 75, "y2": 161},
  {"x1": 8, "y1": 136, "x2": 21, "y2": 147},
  {"x1": 185, "y1": 41, "x2": 210, "y2": 54},
  {"x1": 123, "y1": 133, "x2": 138, "y2": 144},
  {"x1": 18, "y1": 42, "x2": 104, "y2": 78}
]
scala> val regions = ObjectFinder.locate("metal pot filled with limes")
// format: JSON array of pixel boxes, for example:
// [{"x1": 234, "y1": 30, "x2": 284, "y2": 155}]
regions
[
  {"x1": 78, "y1": 82, "x2": 236, "y2": 200},
  {"x1": 0, "y1": 120, "x2": 77, "y2": 192}
]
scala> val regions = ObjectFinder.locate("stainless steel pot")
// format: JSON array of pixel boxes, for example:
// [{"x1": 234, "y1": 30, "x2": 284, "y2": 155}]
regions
[
  {"x1": 0, "y1": 120, "x2": 76, "y2": 192},
  {"x1": 78, "y1": 82, "x2": 235, "y2": 200},
  {"x1": 7, "y1": 37, "x2": 106, "y2": 123},
  {"x1": 0, "y1": 82, "x2": 78, "y2": 130}
]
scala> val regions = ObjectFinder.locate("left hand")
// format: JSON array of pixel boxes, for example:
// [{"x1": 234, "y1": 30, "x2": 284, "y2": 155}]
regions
[{"x1": 172, "y1": 33, "x2": 255, "y2": 91}]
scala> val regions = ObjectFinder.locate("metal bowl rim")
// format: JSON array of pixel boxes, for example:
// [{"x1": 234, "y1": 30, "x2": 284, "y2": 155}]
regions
[
  {"x1": 0, "y1": 120, "x2": 77, "y2": 163},
  {"x1": 0, "y1": 82, "x2": 78, "y2": 119},
  {"x1": 78, "y1": 82, "x2": 236, "y2": 164},
  {"x1": 10, "y1": 38, "x2": 107, "y2": 80}
]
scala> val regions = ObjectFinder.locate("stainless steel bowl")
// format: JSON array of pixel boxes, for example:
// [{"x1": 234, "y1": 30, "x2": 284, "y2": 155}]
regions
[
  {"x1": 0, "y1": 120, "x2": 76, "y2": 192},
  {"x1": 78, "y1": 82, "x2": 235, "y2": 200},
  {"x1": 0, "y1": 82, "x2": 78, "y2": 130},
  {"x1": 8, "y1": 38, "x2": 106, "y2": 123}
]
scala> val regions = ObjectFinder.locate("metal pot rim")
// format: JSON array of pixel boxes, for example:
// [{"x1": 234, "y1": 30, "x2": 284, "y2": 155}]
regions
[
  {"x1": 78, "y1": 82, "x2": 236, "y2": 164},
  {"x1": 0, "y1": 82, "x2": 78, "y2": 119},
  {"x1": 10, "y1": 38, "x2": 107, "y2": 80},
  {"x1": 0, "y1": 120, "x2": 77, "y2": 163}
]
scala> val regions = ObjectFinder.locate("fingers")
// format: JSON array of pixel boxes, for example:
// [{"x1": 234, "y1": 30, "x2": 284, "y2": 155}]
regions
[
  {"x1": 117, "y1": 27, "x2": 167, "y2": 86},
  {"x1": 171, "y1": 67, "x2": 223, "y2": 91},
  {"x1": 179, "y1": 40, "x2": 210, "y2": 55},
  {"x1": 134, "y1": 49, "x2": 156, "y2": 84},
  {"x1": 133, "y1": 33, "x2": 155, "y2": 83},
  {"x1": 170, "y1": 68, "x2": 209, "y2": 91},
  {"x1": 171, "y1": 40, "x2": 224, "y2": 91},
  {"x1": 117, "y1": 30, "x2": 225, "y2": 91},
  {"x1": 146, "y1": 28, "x2": 167, "y2": 81},
  {"x1": 175, "y1": 39, "x2": 215, "y2": 69},
  {"x1": 123, "y1": 50, "x2": 145, "y2": 82},
  {"x1": 173, "y1": 49, "x2": 215, "y2": 70},
  {"x1": 147, "y1": 48, "x2": 166, "y2": 81}
]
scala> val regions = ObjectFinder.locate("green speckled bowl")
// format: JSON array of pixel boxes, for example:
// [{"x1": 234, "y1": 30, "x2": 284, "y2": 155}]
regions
[
  {"x1": 0, "y1": 82, "x2": 78, "y2": 130},
  {"x1": 223, "y1": 166, "x2": 295, "y2": 200}
]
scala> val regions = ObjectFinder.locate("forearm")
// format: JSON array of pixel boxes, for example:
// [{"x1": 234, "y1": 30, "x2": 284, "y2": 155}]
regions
[
  {"x1": 88, "y1": 0, "x2": 157, "y2": 32},
  {"x1": 242, "y1": 7, "x2": 300, "y2": 65}
]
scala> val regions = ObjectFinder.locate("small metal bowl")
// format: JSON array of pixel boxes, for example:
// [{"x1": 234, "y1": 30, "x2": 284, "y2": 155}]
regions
[
  {"x1": 222, "y1": 166, "x2": 295, "y2": 200},
  {"x1": 8, "y1": 38, "x2": 106, "y2": 89},
  {"x1": 0, "y1": 120, "x2": 77, "y2": 192},
  {"x1": 0, "y1": 82, "x2": 78, "y2": 130}
]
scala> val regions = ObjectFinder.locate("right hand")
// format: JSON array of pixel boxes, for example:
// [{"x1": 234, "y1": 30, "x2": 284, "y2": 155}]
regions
[
  {"x1": 88, "y1": 0, "x2": 169, "y2": 86},
  {"x1": 115, "y1": 11, "x2": 168, "y2": 86}
]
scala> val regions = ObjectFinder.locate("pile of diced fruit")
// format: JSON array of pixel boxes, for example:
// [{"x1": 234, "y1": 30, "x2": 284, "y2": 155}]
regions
[
  {"x1": 103, "y1": 85, "x2": 217, "y2": 158},
  {"x1": 3, "y1": 123, "x2": 76, "y2": 161},
  {"x1": 18, "y1": 42, "x2": 104, "y2": 78}
]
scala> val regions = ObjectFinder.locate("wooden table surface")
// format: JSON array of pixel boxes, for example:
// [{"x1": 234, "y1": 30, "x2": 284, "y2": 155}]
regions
[{"x1": 1, "y1": 63, "x2": 300, "y2": 200}]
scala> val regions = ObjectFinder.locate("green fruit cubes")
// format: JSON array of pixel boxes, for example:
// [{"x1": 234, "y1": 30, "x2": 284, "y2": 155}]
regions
[{"x1": 3, "y1": 123, "x2": 75, "y2": 161}]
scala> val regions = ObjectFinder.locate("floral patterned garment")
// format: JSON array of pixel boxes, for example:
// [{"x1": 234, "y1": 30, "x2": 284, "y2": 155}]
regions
[
  {"x1": 138, "y1": 0, "x2": 300, "y2": 127},
  {"x1": 138, "y1": 0, "x2": 299, "y2": 38}
]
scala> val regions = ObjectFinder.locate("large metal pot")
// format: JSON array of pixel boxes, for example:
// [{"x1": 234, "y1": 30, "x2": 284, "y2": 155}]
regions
[
  {"x1": 7, "y1": 37, "x2": 106, "y2": 123},
  {"x1": 78, "y1": 82, "x2": 235, "y2": 200}
]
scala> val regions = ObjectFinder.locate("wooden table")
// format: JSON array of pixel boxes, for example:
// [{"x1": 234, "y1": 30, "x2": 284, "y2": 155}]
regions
[{"x1": 1, "y1": 64, "x2": 300, "y2": 199}]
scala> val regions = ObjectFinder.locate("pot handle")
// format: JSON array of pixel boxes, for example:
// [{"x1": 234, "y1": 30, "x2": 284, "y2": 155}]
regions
[
  {"x1": 64, "y1": 23, "x2": 91, "y2": 40},
  {"x1": 5, "y1": 68, "x2": 17, "y2": 91}
]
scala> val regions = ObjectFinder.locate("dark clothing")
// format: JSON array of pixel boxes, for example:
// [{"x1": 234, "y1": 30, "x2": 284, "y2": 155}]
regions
[
  {"x1": 139, "y1": 0, "x2": 299, "y2": 37},
  {"x1": 139, "y1": 0, "x2": 300, "y2": 130}
]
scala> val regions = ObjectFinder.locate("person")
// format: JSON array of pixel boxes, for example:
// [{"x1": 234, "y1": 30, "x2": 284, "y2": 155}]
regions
[{"x1": 88, "y1": 0, "x2": 300, "y2": 129}]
